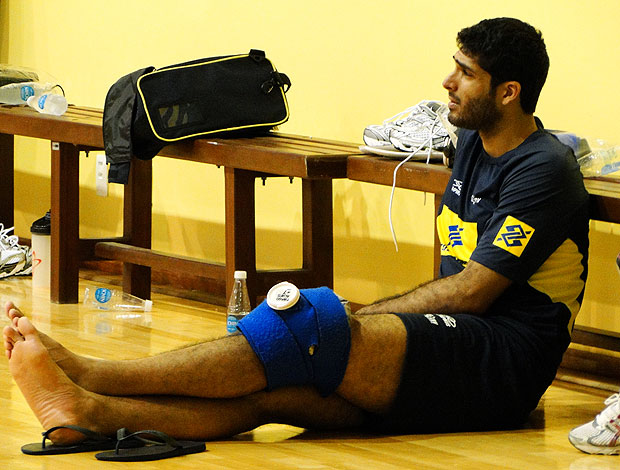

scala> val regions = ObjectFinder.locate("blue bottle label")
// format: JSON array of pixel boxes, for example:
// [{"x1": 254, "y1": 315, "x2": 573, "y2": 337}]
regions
[
  {"x1": 94, "y1": 287, "x2": 112, "y2": 304},
  {"x1": 226, "y1": 315, "x2": 240, "y2": 334},
  {"x1": 37, "y1": 94, "x2": 48, "y2": 109},
  {"x1": 20, "y1": 85, "x2": 35, "y2": 101},
  {"x1": 601, "y1": 161, "x2": 620, "y2": 175}
]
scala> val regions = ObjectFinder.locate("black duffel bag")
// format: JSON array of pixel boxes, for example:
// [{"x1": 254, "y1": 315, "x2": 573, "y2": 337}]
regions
[{"x1": 103, "y1": 49, "x2": 291, "y2": 184}]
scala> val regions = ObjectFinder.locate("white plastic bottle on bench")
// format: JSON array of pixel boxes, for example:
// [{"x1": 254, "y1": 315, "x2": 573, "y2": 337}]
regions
[
  {"x1": 83, "y1": 286, "x2": 153, "y2": 312},
  {"x1": 226, "y1": 271, "x2": 251, "y2": 335},
  {"x1": 577, "y1": 145, "x2": 620, "y2": 177},
  {"x1": 0, "y1": 81, "x2": 52, "y2": 105},
  {"x1": 26, "y1": 93, "x2": 68, "y2": 116}
]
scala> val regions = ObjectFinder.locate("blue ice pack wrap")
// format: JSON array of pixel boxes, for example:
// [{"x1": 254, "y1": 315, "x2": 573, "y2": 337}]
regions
[{"x1": 237, "y1": 286, "x2": 350, "y2": 397}]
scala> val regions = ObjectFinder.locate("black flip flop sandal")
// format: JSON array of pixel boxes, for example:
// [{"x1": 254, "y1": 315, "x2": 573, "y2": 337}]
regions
[
  {"x1": 21, "y1": 425, "x2": 143, "y2": 455},
  {"x1": 95, "y1": 429, "x2": 206, "y2": 462}
]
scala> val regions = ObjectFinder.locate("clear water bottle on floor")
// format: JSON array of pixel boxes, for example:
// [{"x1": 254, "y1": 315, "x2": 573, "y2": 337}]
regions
[
  {"x1": 83, "y1": 286, "x2": 153, "y2": 312},
  {"x1": 227, "y1": 270, "x2": 251, "y2": 335}
]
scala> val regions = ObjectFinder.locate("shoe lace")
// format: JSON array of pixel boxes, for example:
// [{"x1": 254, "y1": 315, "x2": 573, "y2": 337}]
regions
[
  {"x1": 596, "y1": 393, "x2": 620, "y2": 431},
  {"x1": 0, "y1": 224, "x2": 21, "y2": 249},
  {"x1": 387, "y1": 102, "x2": 458, "y2": 251},
  {"x1": 382, "y1": 104, "x2": 426, "y2": 126}
]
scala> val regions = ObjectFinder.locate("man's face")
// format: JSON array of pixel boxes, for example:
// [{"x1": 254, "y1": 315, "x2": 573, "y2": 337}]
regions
[{"x1": 442, "y1": 50, "x2": 501, "y2": 132}]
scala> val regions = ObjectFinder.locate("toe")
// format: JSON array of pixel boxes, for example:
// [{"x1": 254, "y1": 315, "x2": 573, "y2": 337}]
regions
[{"x1": 16, "y1": 317, "x2": 37, "y2": 338}]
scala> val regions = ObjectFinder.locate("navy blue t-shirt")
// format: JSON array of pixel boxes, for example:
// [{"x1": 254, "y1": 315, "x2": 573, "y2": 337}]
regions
[
  {"x1": 367, "y1": 123, "x2": 591, "y2": 434},
  {"x1": 437, "y1": 123, "x2": 589, "y2": 343}
]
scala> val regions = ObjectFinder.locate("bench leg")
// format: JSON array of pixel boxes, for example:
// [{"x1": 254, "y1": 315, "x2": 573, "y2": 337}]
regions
[
  {"x1": 51, "y1": 142, "x2": 79, "y2": 303},
  {"x1": 302, "y1": 179, "x2": 333, "y2": 288},
  {"x1": 0, "y1": 133, "x2": 14, "y2": 229},
  {"x1": 224, "y1": 167, "x2": 257, "y2": 306},
  {"x1": 122, "y1": 158, "x2": 152, "y2": 300}
]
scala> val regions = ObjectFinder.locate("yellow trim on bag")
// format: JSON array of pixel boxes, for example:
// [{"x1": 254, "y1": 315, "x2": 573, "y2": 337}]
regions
[{"x1": 136, "y1": 54, "x2": 290, "y2": 143}]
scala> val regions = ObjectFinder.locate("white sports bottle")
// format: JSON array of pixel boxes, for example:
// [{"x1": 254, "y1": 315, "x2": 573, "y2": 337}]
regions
[{"x1": 26, "y1": 93, "x2": 68, "y2": 116}]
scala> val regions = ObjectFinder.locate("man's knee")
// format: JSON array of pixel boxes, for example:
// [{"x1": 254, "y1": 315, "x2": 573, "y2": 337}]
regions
[
  {"x1": 237, "y1": 286, "x2": 350, "y2": 397},
  {"x1": 337, "y1": 313, "x2": 407, "y2": 414}
]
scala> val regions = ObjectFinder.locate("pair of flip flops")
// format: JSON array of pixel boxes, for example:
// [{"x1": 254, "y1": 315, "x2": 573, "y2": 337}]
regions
[{"x1": 22, "y1": 425, "x2": 206, "y2": 462}]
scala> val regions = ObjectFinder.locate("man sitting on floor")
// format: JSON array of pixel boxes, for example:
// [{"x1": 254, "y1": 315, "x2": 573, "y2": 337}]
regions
[{"x1": 4, "y1": 17, "x2": 589, "y2": 446}]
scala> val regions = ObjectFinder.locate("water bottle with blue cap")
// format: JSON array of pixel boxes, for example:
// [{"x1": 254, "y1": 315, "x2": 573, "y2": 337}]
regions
[{"x1": 226, "y1": 271, "x2": 252, "y2": 334}]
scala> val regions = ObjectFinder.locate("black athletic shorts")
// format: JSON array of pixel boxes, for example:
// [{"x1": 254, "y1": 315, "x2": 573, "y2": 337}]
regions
[{"x1": 364, "y1": 312, "x2": 567, "y2": 434}]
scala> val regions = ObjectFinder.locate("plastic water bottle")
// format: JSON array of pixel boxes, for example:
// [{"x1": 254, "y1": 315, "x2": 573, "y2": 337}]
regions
[
  {"x1": 227, "y1": 270, "x2": 251, "y2": 334},
  {"x1": 0, "y1": 81, "x2": 55, "y2": 105},
  {"x1": 83, "y1": 286, "x2": 153, "y2": 312},
  {"x1": 26, "y1": 93, "x2": 68, "y2": 116},
  {"x1": 578, "y1": 145, "x2": 620, "y2": 177}
]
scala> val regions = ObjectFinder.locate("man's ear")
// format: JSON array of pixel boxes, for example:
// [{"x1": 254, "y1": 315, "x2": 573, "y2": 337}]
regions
[{"x1": 498, "y1": 81, "x2": 521, "y2": 106}]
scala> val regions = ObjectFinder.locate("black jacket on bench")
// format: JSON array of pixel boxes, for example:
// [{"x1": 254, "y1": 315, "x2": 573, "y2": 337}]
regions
[{"x1": 103, "y1": 66, "x2": 154, "y2": 184}]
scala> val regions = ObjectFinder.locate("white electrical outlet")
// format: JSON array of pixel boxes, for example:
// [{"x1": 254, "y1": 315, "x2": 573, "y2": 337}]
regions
[{"x1": 96, "y1": 154, "x2": 108, "y2": 197}]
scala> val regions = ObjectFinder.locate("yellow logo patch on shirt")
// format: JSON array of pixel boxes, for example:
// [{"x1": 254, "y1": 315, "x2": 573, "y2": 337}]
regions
[
  {"x1": 437, "y1": 205, "x2": 478, "y2": 263},
  {"x1": 493, "y1": 216, "x2": 534, "y2": 257}
]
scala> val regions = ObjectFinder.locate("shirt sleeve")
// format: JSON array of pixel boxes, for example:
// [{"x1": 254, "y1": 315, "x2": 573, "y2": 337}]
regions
[{"x1": 470, "y1": 142, "x2": 587, "y2": 283}]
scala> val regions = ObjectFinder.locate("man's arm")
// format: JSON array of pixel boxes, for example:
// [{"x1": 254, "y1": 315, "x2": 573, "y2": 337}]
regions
[{"x1": 356, "y1": 260, "x2": 511, "y2": 315}]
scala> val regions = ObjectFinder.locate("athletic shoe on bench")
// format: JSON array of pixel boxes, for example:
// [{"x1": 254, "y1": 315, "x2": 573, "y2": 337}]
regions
[
  {"x1": 387, "y1": 101, "x2": 454, "y2": 153},
  {"x1": 568, "y1": 392, "x2": 620, "y2": 455},
  {"x1": 362, "y1": 100, "x2": 457, "y2": 164},
  {"x1": 0, "y1": 224, "x2": 31, "y2": 277}
]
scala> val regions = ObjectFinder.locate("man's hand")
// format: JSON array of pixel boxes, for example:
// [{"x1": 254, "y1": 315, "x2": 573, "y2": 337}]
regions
[{"x1": 356, "y1": 260, "x2": 511, "y2": 316}]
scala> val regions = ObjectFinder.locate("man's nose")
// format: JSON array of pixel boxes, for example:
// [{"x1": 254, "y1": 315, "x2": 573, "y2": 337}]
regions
[{"x1": 442, "y1": 72, "x2": 455, "y2": 91}]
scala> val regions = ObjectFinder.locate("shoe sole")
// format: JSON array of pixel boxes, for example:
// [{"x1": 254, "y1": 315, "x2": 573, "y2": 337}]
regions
[
  {"x1": 359, "y1": 145, "x2": 444, "y2": 161},
  {"x1": 568, "y1": 435, "x2": 620, "y2": 455}
]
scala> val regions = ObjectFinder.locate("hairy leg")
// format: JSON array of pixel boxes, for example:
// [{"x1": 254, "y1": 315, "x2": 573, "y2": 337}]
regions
[
  {"x1": 6, "y1": 317, "x2": 365, "y2": 443},
  {"x1": 337, "y1": 313, "x2": 406, "y2": 414},
  {"x1": 5, "y1": 302, "x2": 407, "y2": 415},
  {"x1": 5, "y1": 301, "x2": 266, "y2": 397}
]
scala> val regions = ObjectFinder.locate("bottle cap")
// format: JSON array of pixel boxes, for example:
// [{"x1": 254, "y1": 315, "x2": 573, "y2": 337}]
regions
[
  {"x1": 266, "y1": 281, "x2": 300, "y2": 310},
  {"x1": 234, "y1": 270, "x2": 247, "y2": 279},
  {"x1": 30, "y1": 211, "x2": 51, "y2": 235},
  {"x1": 145, "y1": 300, "x2": 153, "y2": 312}
]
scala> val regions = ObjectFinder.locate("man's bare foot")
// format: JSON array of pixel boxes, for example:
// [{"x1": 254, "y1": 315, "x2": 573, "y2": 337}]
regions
[
  {"x1": 3, "y1": 323, "x2": 23, "y2": 359},
  {"x1": 5, "y1": 301, "x2": 66, "y2": 354},
  {"x1": 7, "y1": 316, "x2": 103, "y2": 444},
  {"x1": 4, "y1": 301, "x2": 95, "y2": 388}
]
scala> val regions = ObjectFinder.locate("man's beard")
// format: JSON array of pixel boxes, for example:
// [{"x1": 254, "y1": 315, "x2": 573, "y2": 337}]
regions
[{"x1": 447, "y1": 91, "x2": 501, "y2": 132}]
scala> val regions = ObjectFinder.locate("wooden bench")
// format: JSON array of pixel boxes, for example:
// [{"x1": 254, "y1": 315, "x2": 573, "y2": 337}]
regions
[{"x1": 0, "y1": 105, "x2": 358, "y2": 305}]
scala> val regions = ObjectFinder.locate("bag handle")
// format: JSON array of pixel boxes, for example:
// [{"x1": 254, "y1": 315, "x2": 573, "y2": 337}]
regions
[
  {"x1": 249, "y1": 49, "x2": 291, "y2": 94},
  {"x1": 249, "y1": 49, "x2": 266, "y2": 63},
  {"x1": 261, "y1": 71, "x2": 291, "y2": 94}
]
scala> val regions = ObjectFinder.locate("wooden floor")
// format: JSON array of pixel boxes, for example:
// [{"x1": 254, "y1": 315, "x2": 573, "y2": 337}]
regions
[{"x1": 0, "y1": 275, "x2": 617, "y2": 470}]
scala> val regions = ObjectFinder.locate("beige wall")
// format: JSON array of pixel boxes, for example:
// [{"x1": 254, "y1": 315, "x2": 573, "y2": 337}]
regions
[{"x1": 3, "y1": 0, "x2": 620, "y2": 333}]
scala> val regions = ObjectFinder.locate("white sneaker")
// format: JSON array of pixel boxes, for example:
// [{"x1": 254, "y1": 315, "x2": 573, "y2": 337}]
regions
[
  {"x1": 362, "y1": 105, "x2": 422, "y2": 148},
  {"x1": 363, "y1": 100, "x2": 457, "y2": 154},
  {"x1": 389, "y1": 101, "x2": 454, "y2": 152},
  {"x1": 0, "y1": 224, "x2": 30, "y2": 278},
  {"x1": 569, "y1": 393, "x2": 620, "y2": 455},
  {"x1": 16, "y1": 245, "x2": 34, "y2": 276}
]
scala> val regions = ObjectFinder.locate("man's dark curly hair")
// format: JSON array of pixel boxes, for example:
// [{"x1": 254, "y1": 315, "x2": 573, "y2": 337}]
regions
[{"x1": 457, "y1": 18, "x2": 549, "y2": 114}]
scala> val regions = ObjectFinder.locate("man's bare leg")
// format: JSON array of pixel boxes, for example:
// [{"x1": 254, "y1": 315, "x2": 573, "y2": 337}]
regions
[
  {"x1": 5, "y1": 316, "x2": 367, "y2": 443},
  {"x1": 5, "y1": 302, "x2": 407, "y2": 413},
  {"x1": 5, "y1": 301, "x2": 267, "y2": 397}
]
